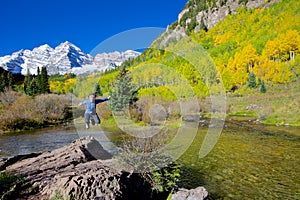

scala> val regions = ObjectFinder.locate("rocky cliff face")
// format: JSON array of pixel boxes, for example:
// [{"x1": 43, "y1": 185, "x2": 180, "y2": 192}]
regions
[{"x1": 156, "y1": 0, "x2": 278, "y2": 47}]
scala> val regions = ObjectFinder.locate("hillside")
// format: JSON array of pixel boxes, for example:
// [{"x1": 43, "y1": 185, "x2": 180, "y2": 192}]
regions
[
  {"x1": 94, "y1": 0, "x2": 299, "y2": 94},
  {"x1": 70, "y1": 0, "x2": 300, "y2": 125},
  {"x1": 156, "y1": 0, "x2": 278, "y2": 46}
]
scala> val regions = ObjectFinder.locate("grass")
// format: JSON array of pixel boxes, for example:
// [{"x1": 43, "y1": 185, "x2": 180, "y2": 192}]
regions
[
  {"x1": 228, "y1": 111, "x2": 257, "y2": 117},
  {"x1": 50, "y1": 192, "x2": 64, "y2": 200},
  {"x1": 227, "y1": 79, "x2": 300, "y2": 126}
]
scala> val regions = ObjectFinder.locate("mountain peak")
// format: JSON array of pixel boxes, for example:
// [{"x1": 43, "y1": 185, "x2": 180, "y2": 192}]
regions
[
  {"x1": 56, "y1": 41, "x2": 82, "y2": 52},
  {"x1": 33, "y1": 44, "x2": 54, "y2": 52},
  {"x1": 60, "y1": 41, "x2": 73, "y2": 46},
  {"x1": 0, "y1": 42, "x2": 140, "y2": 75}
]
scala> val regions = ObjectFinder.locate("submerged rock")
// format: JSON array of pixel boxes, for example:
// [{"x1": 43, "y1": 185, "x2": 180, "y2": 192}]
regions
[{"x1": 171, "y1": 187, "x2": 208, "y2": 200}]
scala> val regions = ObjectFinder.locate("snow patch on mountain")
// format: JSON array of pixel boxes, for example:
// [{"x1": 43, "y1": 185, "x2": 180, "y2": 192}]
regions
[{"x1": 0, "y1": 42, "x2": 140, "y2": 75}]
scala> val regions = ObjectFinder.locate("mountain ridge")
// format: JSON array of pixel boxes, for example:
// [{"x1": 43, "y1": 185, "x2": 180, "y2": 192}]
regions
[{"x1": 0, "y1": 42, "x2": 140, "y2": 75}]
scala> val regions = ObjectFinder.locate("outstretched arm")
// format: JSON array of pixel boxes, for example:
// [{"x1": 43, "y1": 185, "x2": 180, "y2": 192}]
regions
[
  {"x1": 78, "y1": 100, "x2": 87, "y2": 106},
  {"x1": 95, "y1": 96, "x2": 110, "y2": 105}
]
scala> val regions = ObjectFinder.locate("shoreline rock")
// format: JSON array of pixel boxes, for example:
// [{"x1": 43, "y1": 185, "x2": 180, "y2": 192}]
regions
[
  {"x1": 2, "y1": 136, "x2": 121, "y2": 200},
  {"x1": 1, "y1": 136, "x2": 208, "y2": 200}
]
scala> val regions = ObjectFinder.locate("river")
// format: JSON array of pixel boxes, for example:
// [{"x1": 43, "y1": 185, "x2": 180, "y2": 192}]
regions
[
  {"x1": 0, "y1": 121, "x2": 299, "y2": 199},
  {"x1": 179, "y1": 119, "x2": 300, "y2": 199}
]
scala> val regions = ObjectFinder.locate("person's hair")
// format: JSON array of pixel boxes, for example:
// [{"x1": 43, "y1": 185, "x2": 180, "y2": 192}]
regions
[{"x1": 89, "y1": 93, "x2": 96, "y2": 98}]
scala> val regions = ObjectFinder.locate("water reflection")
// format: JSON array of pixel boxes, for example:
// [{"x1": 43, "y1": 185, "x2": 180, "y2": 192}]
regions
[
  {"x1": 179, "y1": 122, "x2": 300, "y2": 199},
  {"x1": 0, "y1": 126, "x2": 79, "y2": 159}
]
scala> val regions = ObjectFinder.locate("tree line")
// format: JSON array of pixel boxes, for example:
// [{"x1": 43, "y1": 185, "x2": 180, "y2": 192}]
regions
[
  {"x1": 0, "y1": 68, "x2": 14, "y2": 92},
  {"x1": 24, "y1": 66, "x2": 50, "y2": 96}
]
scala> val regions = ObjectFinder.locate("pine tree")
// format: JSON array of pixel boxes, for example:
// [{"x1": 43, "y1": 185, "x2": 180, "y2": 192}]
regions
[
  {"x1": 24, "y1": 69, "x2": 32, "y2": 95},
  {"x1": 30, "y1": 78, "x2": 39, "y2": 96},
  {"x1": 24, "y1": 72, "x2": 34, "y2": 95},
  {"x1": 0, "y1": 72, "x2": 7, "y2": 92},
  {"x1": 36, "y1": 67, "x2": 42, "y2": 94},
  {"x1": 40, "y1": 66, "x2": 50, "y2": 93},
  {"x1": 260, "y1": 80, "x2": 267, "y2": 93},
  {"x1": 109, "y1": 66, "x2": 136, "y2": 112},
  {"x1": 94, "y1": 83, "x2": 103, "y2": 96},
  {"x1": 0, "y1": 70, "x2": 14, "y2": 91},
  {"x1": 248, "y1": 72, "x2": 257, "y2": 88},
  {"x1": 257, "y1": 77, "x2": 262, "y2": 86},
  {"x1": 7, "y1": 72, "x2": 14, "y2": 87}
]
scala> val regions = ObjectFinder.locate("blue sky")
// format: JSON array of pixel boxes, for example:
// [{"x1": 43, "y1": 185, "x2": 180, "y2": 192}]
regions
[{"x1": 0, "y1": 0, "x2": 187, "y2": 56}]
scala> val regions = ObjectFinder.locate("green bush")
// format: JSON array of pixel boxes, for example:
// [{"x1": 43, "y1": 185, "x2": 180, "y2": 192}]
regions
[{"x1": 138, "y1": 86, "x2": 177, "y2": 101}]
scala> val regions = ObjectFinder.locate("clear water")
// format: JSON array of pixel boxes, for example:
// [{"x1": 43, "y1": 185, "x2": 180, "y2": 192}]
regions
[
  {"x1": 179, "y1": 121, "x2": 300, "y2": 199},
  {"x1": 0, "y1": 126, "x2": 79, "y2": 159},
  {"x1": 0, "y1": 122, "x2": 299, "y2": 199}
]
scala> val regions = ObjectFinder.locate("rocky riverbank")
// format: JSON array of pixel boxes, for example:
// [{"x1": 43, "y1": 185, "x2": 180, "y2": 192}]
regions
[{"x1": 0, "y1": 136, "x2": 208, "y2": 200}]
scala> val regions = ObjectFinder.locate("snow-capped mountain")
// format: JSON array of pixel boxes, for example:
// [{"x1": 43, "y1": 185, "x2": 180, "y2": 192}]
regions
[
  {"x1": 72, "y1": 50, "x2": 141, "y2": 75},
  {"x1": 0, "y1": 42, "x2": 140, "y2": 75},
  {"x1": 94, "y1": 50, "x2": 140, "y2": 69}
]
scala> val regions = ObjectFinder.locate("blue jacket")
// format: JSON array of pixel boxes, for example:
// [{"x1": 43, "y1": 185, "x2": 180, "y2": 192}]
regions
[{"x1": 80, "y1": 98, "x2": 109, "y2": 114}]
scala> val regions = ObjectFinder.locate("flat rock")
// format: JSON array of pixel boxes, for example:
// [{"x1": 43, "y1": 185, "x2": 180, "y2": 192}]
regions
[
  {"x1": 171, "y1": 187, "x2": 208, "y2": 200},
  {"x1": 3, "y1": 136, "x2": 121, "y2": 200}
]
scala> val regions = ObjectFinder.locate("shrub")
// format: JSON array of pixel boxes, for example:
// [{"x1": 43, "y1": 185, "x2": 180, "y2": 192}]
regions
[
  {"x1": 0, "y1": 172, "x2": 29, "y2": 200},
  {"x1": 0, "y1": 88, "x2": 20, "y2": 107},
  {"x1": 96, "y1": 101, "x2": 112, "y2": 119},
  {"x1": 138, "y1": 86, "x2": 177, "y2": 101},
  {"x1": 116, "y1": 133, "x2": 181, "y2": 193},
  {"x1": 35, "y1": 94, "x2": 72, "y2": 121},
  {"x1": 0, "y1": 92, "x2": 73, "y2": 132}
]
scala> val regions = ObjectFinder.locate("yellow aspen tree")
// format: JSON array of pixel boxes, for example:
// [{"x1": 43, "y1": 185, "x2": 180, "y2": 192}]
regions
[
  {"x1": 255, "y1": 56, "x2": 292, "y2": 83},
  {"x1": 228, "y1": 44, "x2": 259, "y2": 86},
  {"x1": 280, "y1": 30, "x2": 300, "y2": 61},
  {"x1": 263, "y1": 39, "x2": 280, "y2": 61},
  {"x1": 214, "y1": 32, "x2": 233, "y2": 46}
]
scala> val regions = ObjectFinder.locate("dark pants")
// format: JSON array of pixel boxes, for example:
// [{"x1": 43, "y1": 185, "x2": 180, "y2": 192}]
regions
[{"x1": 84, "y1": 113, "x2": 100, "y2": 125}]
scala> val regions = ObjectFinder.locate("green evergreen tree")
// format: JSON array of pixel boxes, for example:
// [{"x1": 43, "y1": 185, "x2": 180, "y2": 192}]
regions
[
  {"x1": 7, "y1": 72, "x2": 14, "y2": 87},
  {"x1": 248, "y1": 72, "x2": 257, "y2": 88},
  {"x1": 109, "y1": 66, "x2": 136, "y2": 112},
  {"x1": 36, "y1": 67, "x2": 42, "y2": 94},
  {"x1": 30, "y1": 78, "x2": 39, "y2": 96},
  {"x1": 0, "y1": 72, "x2": 7, "y2": 92},
  {"x1": 24, "y1": 75, "x2": 33, "y2": 95},
  {"x1": 257, "y1": 77, "x2": 262, "y2": 86},
  {"x1": 24, "y1": 69, "x2": 33, "y2": 95},
  {"x1": 40, "y1": 66, "x2": 50, "y2": 93},
  {"x1": 0, "y1": 70, "x2": 14, "y2": 92},
  {"x1": 260, "y1": 80, "x2": 267, "y2": 93},
  {"x1": 94, "y1": 83, "x2": 103, "y2": 96}
]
